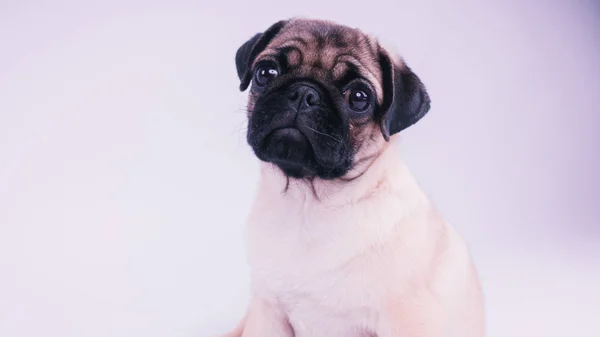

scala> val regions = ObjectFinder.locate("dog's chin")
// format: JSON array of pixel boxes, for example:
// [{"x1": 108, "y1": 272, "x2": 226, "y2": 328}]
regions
[
  {"x1": 258, "y1": 127, "x2": 314, "y2": 178},
  {"x1": 255, "y1": 127, "x2": 349, "y2": 180}
]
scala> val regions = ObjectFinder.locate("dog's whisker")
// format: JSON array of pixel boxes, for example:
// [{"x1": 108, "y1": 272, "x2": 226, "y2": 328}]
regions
[{"x1": 302, "y1": 124, "x2": 342, "y2": 143}]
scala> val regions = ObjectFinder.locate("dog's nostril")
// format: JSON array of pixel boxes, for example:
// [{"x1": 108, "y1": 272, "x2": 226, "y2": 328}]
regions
[
  {"x1": 305, "y1": 93, "x2": 318, "y2": 106},
  {"x1": 288, "y1": 90, "x2": 300, "y2": 101}
]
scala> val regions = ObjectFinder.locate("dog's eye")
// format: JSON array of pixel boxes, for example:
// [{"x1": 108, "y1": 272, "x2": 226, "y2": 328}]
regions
[
  {"x1": 344, "y1": 88, "x2": 370, "y2": 112},
  {"x1": 254, "y1": 65, "x2": 279, "y2": 87}
]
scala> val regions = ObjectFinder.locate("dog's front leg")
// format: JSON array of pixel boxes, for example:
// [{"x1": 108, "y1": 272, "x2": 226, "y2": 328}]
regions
[{"x1": 241, "y1": 297, "x2": 294, "y2": 337}]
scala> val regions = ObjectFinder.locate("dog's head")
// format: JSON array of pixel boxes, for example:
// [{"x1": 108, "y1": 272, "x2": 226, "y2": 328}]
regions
[{"x1": 236, "y1": 19, "x2": 430, "y2": 180}]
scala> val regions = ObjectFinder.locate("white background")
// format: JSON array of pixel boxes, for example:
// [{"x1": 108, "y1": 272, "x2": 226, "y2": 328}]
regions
[{"x1": 1, "y1": 0, "x2": 599, "y2": 336}]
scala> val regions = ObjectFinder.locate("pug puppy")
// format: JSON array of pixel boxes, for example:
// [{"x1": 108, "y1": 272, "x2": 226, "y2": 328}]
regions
[{"x1": 221, "y1": 18, "x2": 484, "y2": 337}]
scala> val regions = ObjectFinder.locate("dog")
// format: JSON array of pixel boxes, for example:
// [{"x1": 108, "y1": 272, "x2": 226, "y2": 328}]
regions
[{"x1": 220, "y1": 18, "x2": 484, "y2": 337}]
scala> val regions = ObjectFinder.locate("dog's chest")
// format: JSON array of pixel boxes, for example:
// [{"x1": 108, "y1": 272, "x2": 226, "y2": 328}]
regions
[
  {"x1": 246, "y1": 196, "x2": 379, "y2": 288},
  {"x1": 254, "y1": 241, "x2": 380, "y2": 337},
  {"x1": 276, "y1": 263, "x2": 380, "y2": 337},
  {"x1": 245, "y1": 199, "x2": 392, "y2": 336}
]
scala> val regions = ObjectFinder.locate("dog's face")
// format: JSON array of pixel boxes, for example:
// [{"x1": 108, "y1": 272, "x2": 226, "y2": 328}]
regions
[{"x1": 236, "y1": 19, "x2": 430, "y2": 180}]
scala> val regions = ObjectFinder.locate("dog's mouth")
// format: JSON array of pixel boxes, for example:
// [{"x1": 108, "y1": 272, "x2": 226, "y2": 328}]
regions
[{"x1": 261, "y1": 127, "x2": 316, "y2": 177}]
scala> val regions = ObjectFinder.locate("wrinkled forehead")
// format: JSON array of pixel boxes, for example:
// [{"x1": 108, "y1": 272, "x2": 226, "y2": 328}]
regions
[{"x1": 253, "y1": 20, "x2": 384, "y2": 102}]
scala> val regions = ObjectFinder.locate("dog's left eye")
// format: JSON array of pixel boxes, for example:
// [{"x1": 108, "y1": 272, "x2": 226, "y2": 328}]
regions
[
  {"x1": 254, "y1": 65, "x2": 279, "y2": 87},
  {"x1": 344, "y1": 87, "x2": 370, "y2": 112}
]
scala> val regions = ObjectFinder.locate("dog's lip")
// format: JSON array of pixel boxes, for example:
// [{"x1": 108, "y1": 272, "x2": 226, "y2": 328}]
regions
[
  {"x1": 263, "y1": 127, "x2": 308, "y2": 153},
  {"x1": 269, "y1": 126, "x2": 305, "y2": 136},
  {"x1": 271, "y1": 126, "x2": 303, "y2": 137},
  {"x1": 261, "y1": 126, "x2": 308, "y2": 148}
]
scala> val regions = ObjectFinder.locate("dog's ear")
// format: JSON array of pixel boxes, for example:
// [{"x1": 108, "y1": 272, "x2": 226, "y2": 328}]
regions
[
  {"x1": 377, "y1": 48, "x2": 431, "y2": 140},
  {"x1": 235, "y1": 20, "x2": 288, "y2": 91}
]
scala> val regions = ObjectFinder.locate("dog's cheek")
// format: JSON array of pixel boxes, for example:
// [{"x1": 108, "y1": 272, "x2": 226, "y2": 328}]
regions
[
  {"x1": 246, "y1": 102, "x2": 254, "y2": 117},
  {"x1": 246, "y1": 93, "x2": 260, "y2": 116},
  {"x1": 349, "y1": 123, "x2": 380, "y2": 163},
  {"x1": 348, "y1": 124, "x2": 365, "y2": 152}
]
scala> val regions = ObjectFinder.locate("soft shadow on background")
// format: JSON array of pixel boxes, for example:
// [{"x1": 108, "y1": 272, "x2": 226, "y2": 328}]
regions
[{"x1": 1, "y1": 0, "x2": 598, "y2": 336}]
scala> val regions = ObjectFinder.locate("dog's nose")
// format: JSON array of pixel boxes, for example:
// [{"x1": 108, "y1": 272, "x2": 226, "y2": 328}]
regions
[{"x1": 288, "y1": 85, "x2": 321, "y2": 111}]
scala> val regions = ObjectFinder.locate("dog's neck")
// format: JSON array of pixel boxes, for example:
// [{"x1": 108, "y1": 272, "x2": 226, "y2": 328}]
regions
[{"x1": 256, "y1": 138, "x2": 427, "y2": 208}]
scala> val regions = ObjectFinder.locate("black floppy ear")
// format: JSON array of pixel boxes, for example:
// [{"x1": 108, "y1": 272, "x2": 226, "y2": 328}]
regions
[
  {"x1": 235, "y1": 20, "x2": 288, "y2": 91},
  {"x1": 378, "y1": 49, "x2": 431, "y2": 140}
]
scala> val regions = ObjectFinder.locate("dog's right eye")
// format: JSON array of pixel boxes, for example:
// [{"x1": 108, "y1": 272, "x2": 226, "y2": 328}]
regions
[{"x1": 254, "y1": 64, "x2": 279, "y2": 87}]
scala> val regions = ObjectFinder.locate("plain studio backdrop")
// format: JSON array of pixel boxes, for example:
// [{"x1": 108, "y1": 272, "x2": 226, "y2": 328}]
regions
[{"x1": 1, "y1": 0, "x2": 599, "y2": 336}]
